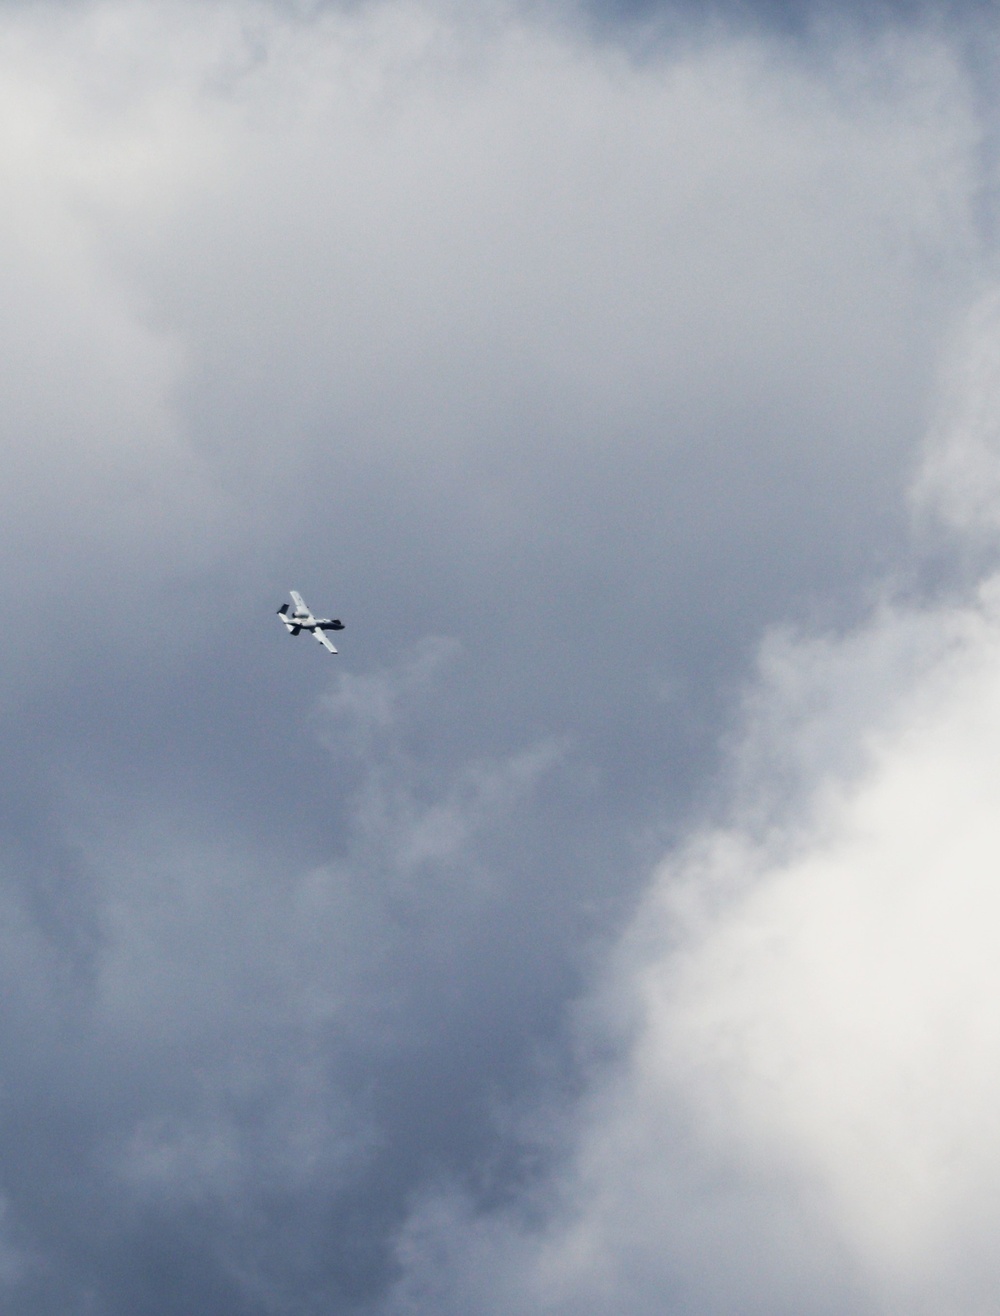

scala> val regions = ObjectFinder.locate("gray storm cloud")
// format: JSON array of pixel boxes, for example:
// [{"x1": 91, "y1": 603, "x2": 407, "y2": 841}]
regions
[
  {"x1": 0, "y1": 1, "x2": 992, "y2": 1313},
  {"x1": 381, "y1": 305, "x2": 1000, "y2": 1315}
]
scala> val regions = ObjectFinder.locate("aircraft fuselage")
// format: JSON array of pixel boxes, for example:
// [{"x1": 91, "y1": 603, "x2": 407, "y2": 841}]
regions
[{"x1": 278, "y1": 594, "x2": 344, "y2": 651}]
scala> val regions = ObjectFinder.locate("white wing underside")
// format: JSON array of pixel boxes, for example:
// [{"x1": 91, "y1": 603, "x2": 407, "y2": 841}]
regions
[{"x1": 283, "y1": 590, "x2": 337, "y2": 651}]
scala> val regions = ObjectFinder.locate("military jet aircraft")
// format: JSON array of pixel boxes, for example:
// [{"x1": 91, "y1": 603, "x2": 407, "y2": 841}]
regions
[{"x1": 277, "y1": 590, "x2": 345, "y2": 653}]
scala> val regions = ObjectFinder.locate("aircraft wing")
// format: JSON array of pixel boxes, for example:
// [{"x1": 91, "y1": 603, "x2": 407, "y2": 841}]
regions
[
  {"x1": 312, "y1": 628, "x2": 338, "y2": 654},
  {"x1": 290, "y1": 589, "x2": 309, "y2": 616}
]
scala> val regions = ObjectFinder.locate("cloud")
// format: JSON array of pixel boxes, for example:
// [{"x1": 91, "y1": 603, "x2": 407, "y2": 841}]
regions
[
  {"x1": 0, "y1": 0, "x2": 991, "y2": 1311},
  {"x1": 580, "y1": 0, "x2": 996, "y2": 43},
  {"x1": 381, "y1": 300, "x2": 1000, "y2": 1314},
  {"x1": 4, "y1": 638, "x2": 569, "y2": 1311},
  {"x1": 914, "y1": 290, "x2": 1000, "y2": 542}
]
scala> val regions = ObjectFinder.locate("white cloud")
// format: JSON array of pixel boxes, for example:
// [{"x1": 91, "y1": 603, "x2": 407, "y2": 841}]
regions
[
  {"x1": 320, "y1": 636, "x2": 463, "y2": 741},
  {"x1": 382, "y1": 302, "x2": 1000, "y2": 1314},
  {"x1": 914, "y1": 288, "x2": 1000, "y2": 539},
  {"x1": 0, "y1": 0, "x2": 972, "y2": 523},
  {"x1": 0, "y1": 1, "x2": 993, "y2": 1310}
]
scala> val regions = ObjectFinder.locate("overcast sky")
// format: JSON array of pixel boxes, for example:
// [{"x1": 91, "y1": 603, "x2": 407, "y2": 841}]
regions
[{"x1": 1, "y1": 0, "x2": 999, "y2": 1311}]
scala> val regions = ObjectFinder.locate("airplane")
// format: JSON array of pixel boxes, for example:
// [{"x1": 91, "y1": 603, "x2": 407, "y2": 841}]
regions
[{"x1": 277, "y1": 590, "x2": 345, "y2": 654}]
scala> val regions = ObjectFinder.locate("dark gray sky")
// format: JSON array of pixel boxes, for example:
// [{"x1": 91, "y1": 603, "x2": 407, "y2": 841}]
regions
[{"x1": 0, "y1": 1, "x2": 997, "y2": 1312}]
